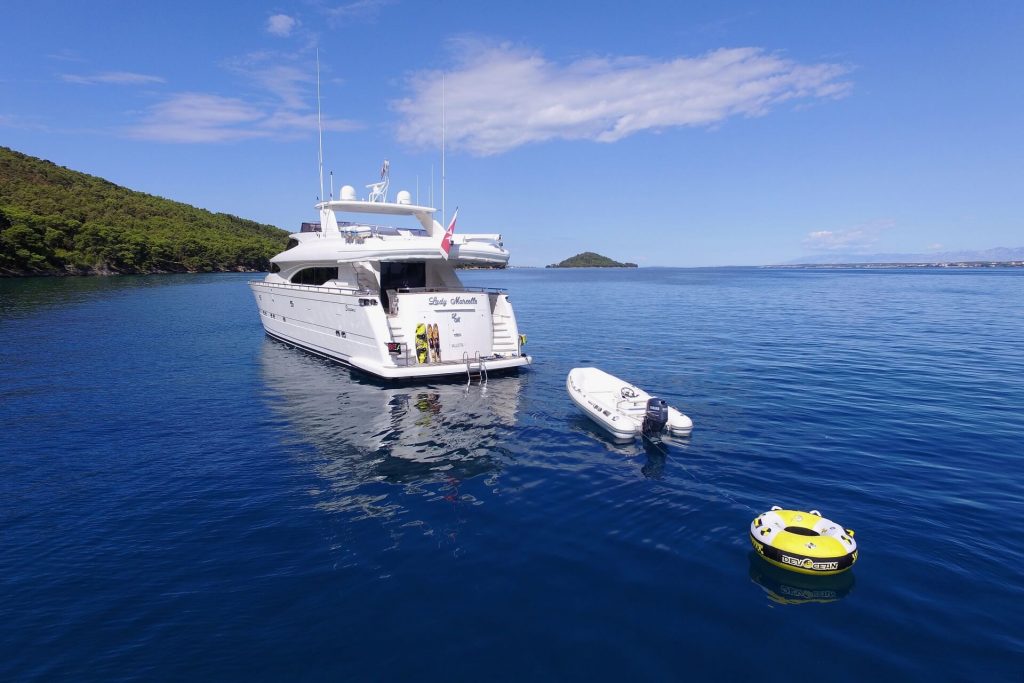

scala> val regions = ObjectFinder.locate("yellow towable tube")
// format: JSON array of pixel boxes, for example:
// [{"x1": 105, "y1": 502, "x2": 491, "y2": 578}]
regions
[{"x1": 750, "y1": 506, "x2": 858, "y2": 575}]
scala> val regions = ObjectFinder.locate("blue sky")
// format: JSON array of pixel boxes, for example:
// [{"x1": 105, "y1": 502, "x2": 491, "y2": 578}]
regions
[{"x1": 2, "y1": 1, "x2": 1021, "y2": 266}]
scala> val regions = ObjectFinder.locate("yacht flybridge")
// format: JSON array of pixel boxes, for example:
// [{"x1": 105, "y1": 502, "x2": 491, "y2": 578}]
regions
[{"x1": 250, "y1": 165, "x2": 531, "y2": 381}]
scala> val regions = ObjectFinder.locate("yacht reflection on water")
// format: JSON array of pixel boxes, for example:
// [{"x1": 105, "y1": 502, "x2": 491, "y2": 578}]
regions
[
  {"x1": 259, "y1": 339, "x2": 524, "y2": 498},
  {"x1": 748, "y1": 552, "x2": 855, "y2": 605}
]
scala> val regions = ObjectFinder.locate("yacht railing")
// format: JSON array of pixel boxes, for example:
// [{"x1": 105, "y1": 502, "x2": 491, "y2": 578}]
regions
[
  {"x1": 251, "y1": 281, "x2": 505, "y2": 295},
  {"x1": 248, "y1": 280, "x2": 375, "y2": 296},
  {"x1": 338, "y1": 221, "x2": 428, "y2": 238},
  {"x1": 389, "y1": 286, "x2": 507, "y2": 295},
  {"x1": 385, "y1": 286, "x2": 507, "y2": 316}
]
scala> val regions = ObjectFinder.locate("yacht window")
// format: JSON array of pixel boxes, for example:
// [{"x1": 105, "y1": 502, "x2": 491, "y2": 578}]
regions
[
  {"x1": 285, "y1": 238, "x2": 299, "y2": 251},
  {"x1": 291, "y1": 266, "x2": 337, "y2": 286},
  {"x1": 271, "y1": 263, "x2": 281, "y2": 273}
]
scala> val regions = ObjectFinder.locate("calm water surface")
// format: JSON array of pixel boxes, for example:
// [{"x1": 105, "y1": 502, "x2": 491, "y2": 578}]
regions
[{"x1": 1, "y1": 268, "x2": 1022, "y2": 681}]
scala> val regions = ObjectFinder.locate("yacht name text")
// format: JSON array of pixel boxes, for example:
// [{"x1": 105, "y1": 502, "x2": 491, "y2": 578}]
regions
[{"x1": 429, "y1": 296, "x2": 478, "y2": 307}]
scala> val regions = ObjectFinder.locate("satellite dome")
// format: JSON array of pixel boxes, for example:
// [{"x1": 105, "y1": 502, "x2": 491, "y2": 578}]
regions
[
  {"x1": 396, "y1": 190, "x2": 412, "y2": 205},
  {"x1": 340, "y1": 185, "x2": 356, "y2": 200}
]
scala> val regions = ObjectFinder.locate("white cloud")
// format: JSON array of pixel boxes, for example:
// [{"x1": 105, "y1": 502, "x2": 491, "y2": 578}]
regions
[
  {"x1": 267, "y1": 14, "x2": 297, "y2": 37},
  {"x1": 803, "y1": 220, "x2": 894, "y2": 252},
  {"x1": 226, "y1": 56, "x2": 310, "y2": 110},
  {"x1": 46, "y1": 49, "x2": 85, "y2": 63},
  {"x1": 394, "y1": 41, "x2": 852, "y2": 155},
  {"x1": 0, "y1": 114, "x2": 51, "y2": 132},
  {"x1": 126, "y1": 93, "x2": 265, "y2": 143},
  {"x1": 259, "y1": 109, "x2": 351, "y2": 133},
  {"x1": 326, "y1": 0, "x2": 393, "y2": 25},
  {"x1": 123, "y1": 50, "x2": 360, "y2": 143},
  {"x1": 125, "y1": 91, "x2": 359, "y2": 143},
  {"x1": 62, "y1": 71, "x2": 166, "y2": 86}
]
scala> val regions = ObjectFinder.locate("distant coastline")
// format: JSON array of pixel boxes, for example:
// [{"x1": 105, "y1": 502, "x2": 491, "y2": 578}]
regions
[{"x1": 769, "y1": 261, "x2": 1024, "y2": 269}]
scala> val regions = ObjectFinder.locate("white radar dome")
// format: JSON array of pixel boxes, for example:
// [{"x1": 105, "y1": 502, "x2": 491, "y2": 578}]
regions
[
  {"x1": 396, "y1": 190, "x2": 412, "y2": 205},
  {"x1": 340, "y1": 185, "x2": 357, "y2": 200}
]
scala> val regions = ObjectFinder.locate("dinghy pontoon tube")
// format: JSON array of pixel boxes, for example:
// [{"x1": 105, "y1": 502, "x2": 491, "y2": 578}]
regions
[{"x1": 566, "y1": 367, "x2": 693, "y2": 440}]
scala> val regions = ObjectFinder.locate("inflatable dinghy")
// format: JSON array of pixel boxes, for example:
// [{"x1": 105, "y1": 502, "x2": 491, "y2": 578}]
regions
[{"x1": 566, "y1": 367, "x2": 693, "y2": 440}]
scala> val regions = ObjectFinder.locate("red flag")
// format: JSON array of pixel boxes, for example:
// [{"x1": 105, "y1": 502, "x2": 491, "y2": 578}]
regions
[{"x1": 440, "y1": 208, "x2": 458, "y2": 258}]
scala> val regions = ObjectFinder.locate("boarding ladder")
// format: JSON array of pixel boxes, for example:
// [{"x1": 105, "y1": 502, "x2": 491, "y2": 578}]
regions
[
  {"x1": 387, "y1": 320, "x2": 414, "y2": 366},
  {"x1": 464, "y1": 352, "x2": 488, "y2": 385}
]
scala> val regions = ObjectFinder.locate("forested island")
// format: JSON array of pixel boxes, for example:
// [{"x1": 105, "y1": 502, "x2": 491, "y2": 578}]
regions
[
  {"x1": 0, "y1": 146, "x2": 288, "y2": 276},
  {"x1": 547, "y1": 251, "x2": 638, "y2": 268}
]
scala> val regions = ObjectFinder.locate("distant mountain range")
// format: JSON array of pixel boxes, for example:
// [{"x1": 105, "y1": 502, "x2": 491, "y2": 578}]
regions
[{"x1": 784, "y1": 247, "x2": 1024, "y2": 265}]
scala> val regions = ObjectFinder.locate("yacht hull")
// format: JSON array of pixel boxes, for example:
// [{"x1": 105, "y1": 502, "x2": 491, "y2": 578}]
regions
[
  {"x1": 265, "y1": 328, "x2": 530, "y2": 379},
  {"x1": 251, "y1": 281, "x2": 531, "y2": 381}
]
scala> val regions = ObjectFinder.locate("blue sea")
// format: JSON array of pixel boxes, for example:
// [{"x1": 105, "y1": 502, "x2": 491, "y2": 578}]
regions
[{"x1": 2, "y1": 267, "x2": 1022, "y2": 681}]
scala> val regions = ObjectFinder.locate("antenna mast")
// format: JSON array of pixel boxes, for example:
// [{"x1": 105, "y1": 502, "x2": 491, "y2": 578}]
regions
[
  {"x1": 316, "y1": 50, "x2": 325, "y2": 204},
  {"x1": 441, "y1": 73, "x2": 446, "y2": 226}
]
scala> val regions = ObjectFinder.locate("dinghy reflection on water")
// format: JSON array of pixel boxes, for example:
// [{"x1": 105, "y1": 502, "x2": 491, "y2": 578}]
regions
[
  {"x1": 567, "y1": 367, "x2": 693, "y2": 442},
  {"x1": 748, "y1": 552, "x2": 855, "y2": 606},
  {"x1": 568, "y1": 411, "x2": 691, "y2": 476},
  {"x1": 260, "y1": 339, "x2": 524, "y2": 492}
]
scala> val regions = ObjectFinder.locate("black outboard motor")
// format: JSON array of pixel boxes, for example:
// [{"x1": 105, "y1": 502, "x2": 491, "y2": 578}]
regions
[{"x1": 642, "y1": 398, "x2": 669, "y2": 437}]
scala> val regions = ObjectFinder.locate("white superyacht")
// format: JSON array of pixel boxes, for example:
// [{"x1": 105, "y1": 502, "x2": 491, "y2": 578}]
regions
[{"x1": 250, "y1": 165, "x2": 531, "y2": 381}]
